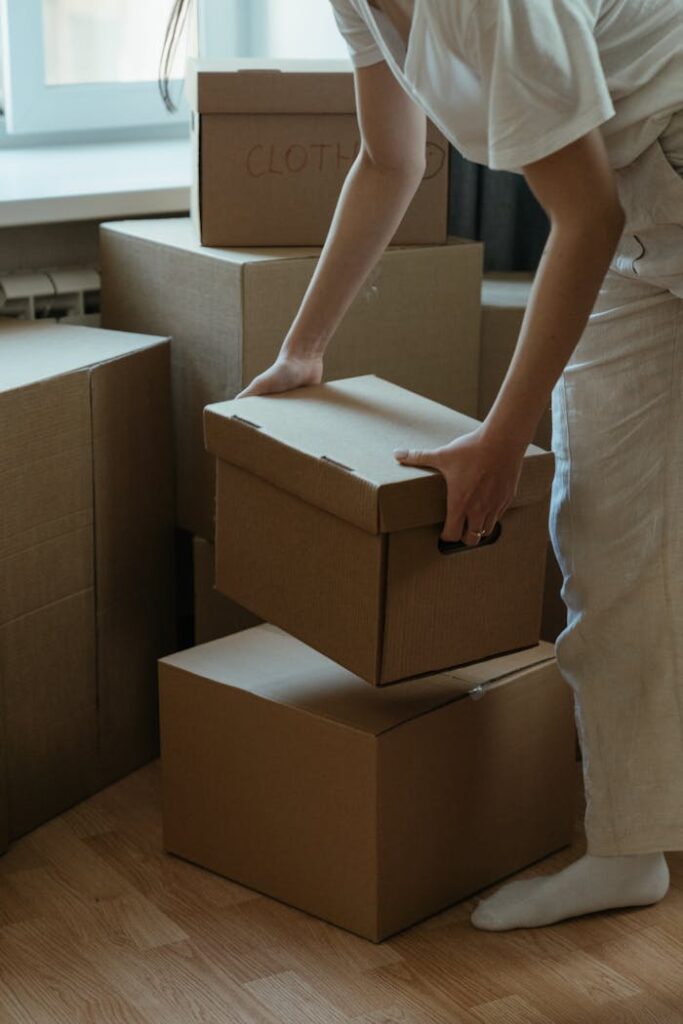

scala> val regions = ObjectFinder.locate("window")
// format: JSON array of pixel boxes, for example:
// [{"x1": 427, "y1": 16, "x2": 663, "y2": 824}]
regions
[{"x1": 0, "y1": 0, "x2": 349, "y2": 139}]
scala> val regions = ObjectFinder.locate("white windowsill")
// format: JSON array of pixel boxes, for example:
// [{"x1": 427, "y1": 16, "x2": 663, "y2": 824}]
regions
[{"x1": 0, "y1": 138, "x2": 191, "y2": 228}]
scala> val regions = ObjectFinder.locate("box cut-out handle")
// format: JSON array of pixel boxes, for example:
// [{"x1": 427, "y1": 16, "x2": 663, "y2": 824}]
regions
[
  {"x1": 232, "y1": 414, "x2": 262, "y2": 430},
  {"x1": 320, "y1": 455, "x2": 355, "y2": 474},
  {"x1": 438, "y1": 520, "x2": 502, "y2": 555}
]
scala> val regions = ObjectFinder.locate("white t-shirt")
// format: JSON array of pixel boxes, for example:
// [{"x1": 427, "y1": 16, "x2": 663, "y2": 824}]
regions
[{"x1": 329, "y1": 0, "x2": 683, "y2": 173}]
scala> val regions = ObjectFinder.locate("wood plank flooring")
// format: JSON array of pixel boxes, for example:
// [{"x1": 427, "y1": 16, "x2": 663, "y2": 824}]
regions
[{"x1": 1, "y1": 761, "x2": 682, "y2": 1023}]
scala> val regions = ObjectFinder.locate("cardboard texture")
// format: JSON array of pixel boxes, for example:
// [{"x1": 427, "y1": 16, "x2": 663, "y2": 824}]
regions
[
  {"x1": 0, "y1": 318, "x2": 175, "y2": 843},
  {"x1": 187, "y1": 60, "x2": 449, "y2": 247},
  {"x1": 193, "y1": 536, "x2": 260, "y2": 645},
  {"x1": 205, "y1": 376, "x2": 555, "y2": 685},
  {"x1": 159, "y1": 623, "x2": 576, "y2": 942},
  {"x1": 100, "y1": 217, "x2": 483, "y2": 540},
  {"x1": 478, "y1": 274, "x2": 567, "y2": 642}
]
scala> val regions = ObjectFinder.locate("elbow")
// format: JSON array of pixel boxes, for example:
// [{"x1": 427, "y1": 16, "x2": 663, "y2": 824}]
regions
[{"x1": 359, "y1": 147, "x2": 426, "y2": 187}]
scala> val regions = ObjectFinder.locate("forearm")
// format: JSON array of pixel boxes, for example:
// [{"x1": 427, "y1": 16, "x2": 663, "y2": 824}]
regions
[
  {"x1": 281, "y1": 151, "x2": 423, "y2": 359},
  {"x1": 482, "y1": 211, "x2": 625, "y2": 448}
]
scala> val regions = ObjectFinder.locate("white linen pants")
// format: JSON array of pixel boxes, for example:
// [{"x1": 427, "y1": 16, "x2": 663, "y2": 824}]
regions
[{"x1": 550, "y1": 137, "x2": 683, "y2": 855}]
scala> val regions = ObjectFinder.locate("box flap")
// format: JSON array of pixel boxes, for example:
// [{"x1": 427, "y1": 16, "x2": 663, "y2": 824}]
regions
[
  {"x1": 0, "y1": 318, "x2": 168, "y2": 393},
  {"x1": 204, "y1": 376, "x2": 554, "y2": 535},
  {"x1": 446, "y1": 641, "x2": 556, "y2": 687},
  {"x1": 161, "y1": 624, "x2": 499, "y2": 737},
  {"x1": 186, "y1": 58, "x2": 355, "y2": 114}
]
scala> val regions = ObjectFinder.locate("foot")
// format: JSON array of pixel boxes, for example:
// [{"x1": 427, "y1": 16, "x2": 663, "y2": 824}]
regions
[{"x1": 471, "y1": 852, "x2": 670, "y2": 931}]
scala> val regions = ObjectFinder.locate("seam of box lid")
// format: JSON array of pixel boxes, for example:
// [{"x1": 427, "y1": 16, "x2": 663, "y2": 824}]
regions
[
  {"x1": 441, "y1": 647, "x2": 557, "y2": 687},
  {"x1": 372, "y1": 658, "x2": 558, "y2": 738},
  {"x1": 206, "y1": 411, "x2": 380, "y2": 533}
]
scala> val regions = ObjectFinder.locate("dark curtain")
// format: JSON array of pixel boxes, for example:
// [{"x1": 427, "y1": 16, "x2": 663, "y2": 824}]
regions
[{"x1": 448, "y1": 148, "x2": 550, "y2": 272}]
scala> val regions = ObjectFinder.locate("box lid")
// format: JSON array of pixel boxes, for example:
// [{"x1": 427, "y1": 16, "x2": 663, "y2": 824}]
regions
[
  {"x1": 204, "y1": 375, "x2": 554, "y2": 535},
  {"x1": 160, "y1": 624, "x2": 556, "y2": 737},
  {"x1": 186, "y1": 58, "x2": 356, "y2": 115},
  {"x1": 0, "y1": 317, "x2": 167, "y2": 393}
]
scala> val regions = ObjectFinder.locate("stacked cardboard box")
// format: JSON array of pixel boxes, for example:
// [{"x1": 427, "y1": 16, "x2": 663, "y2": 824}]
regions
[
  {"x1": 160, "y1": 378, "x2": 575, "y2": 939},
  {"x1": 101, "y1": 219, "x2": 482, "y2": 542},
  {"x1": 187, "y1": 60, "x2": 450, "y2": 248},
  {"x1": 159, "y1": 625, "x2": 576, "y2": 942},
  {"x1": 478, "y1": 274, "x2": 567, "y2": 643},
  {"x1": 0, "y1": 319, "x2": 175, "y2": 846},
  {"x1": 204, "y1": 376, "x2": 555, "y2": 683}
]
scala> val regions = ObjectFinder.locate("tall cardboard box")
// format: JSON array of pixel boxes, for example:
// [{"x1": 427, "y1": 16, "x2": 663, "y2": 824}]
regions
[
  {"x1": 100, "y1": 217, "x2": 483, "y2": 540},
  {"x1": 159, "y1": 624, "x2": 576, "y2": 942},
  {"x1": 478, "y1": 274, "x2": 566, "y2": 642},
  {"x1": 193, "y1": 536, "x2": 260, "y2": 645},
  {"x1": 205, "y1": 376, "x2": 555, "y2": 685},
  {"x1": 0, "y1": 319, "x2": 175, "y2": 841},
  {"x1": 187, "y1": 60, "x2": 449, "y2": 247}
]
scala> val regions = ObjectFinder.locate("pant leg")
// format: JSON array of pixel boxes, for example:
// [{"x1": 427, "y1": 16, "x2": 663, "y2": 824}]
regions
[{"x1": 551, "y1": 262, "x2": 683, "y2": 855}]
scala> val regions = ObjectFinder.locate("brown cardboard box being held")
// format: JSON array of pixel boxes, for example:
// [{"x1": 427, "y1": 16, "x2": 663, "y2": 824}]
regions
[
  {"x1": 193, "y1": 536, "x2": 260, "y2": 645},
  {"x1": 100, "y1": 218, "x2": 482, "y2": 540},
  {"x1": 204, "y1": 376, "x2": 555, "y2": 685},
  {"x1": 159, "y1": 624, "x2": 576, "y2": 942},
  {"x1": 0, "y1": 318, "x2": 175, "y2": 842},
  {"x1": 478, "y1": 274, "x2": 567, "y2": 642},
  {"x1": 187, "y1": 59, "x2": 449, "y2": 247}
]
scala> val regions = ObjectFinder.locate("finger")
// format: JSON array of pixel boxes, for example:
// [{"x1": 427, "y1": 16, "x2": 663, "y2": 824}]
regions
[
  {"x1": 394, "y1": 448, "x2": 442, "y2": 469},
  {"x1": 482, "y1": 511, "x2": 499, "y2": 537},
  {"x1": 441, "y1": 498, "x2": 466, "y2": 543}
]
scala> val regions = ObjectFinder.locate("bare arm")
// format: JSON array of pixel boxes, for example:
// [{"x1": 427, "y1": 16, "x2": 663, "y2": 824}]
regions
[
  {"x1": 483, "y1": 129, "x2": 625, "y2": 447},
  {"x1": 398, "y1": 130, "x2": 626, "y2": 543},
  {"x1": 239, "y1": 61, "x2": 427, "y2": 396}
]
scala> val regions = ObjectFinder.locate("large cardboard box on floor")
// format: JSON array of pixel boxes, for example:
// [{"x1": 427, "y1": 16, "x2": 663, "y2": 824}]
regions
[
  {"x1": 205, "y1": 376, "x2": 555, "y2": 685},
  {"x1": 187, "y1": 59, "x2": 449, "y2": 247},
  {"x1": 478, "y1": 274, "x2": 566, "y2": 642},
  {"x1": 159, "y1": 624, "x2": 576, "y2": 942},
  {"x1": 100, "y1": 218, "x2": 483, "y2": 540},
  {"x1": 193, "y1": 535, "x2": 260, "y2": 645},
  {"x1": 0, "y1": 318, "x2": 175, "y2": 842}
]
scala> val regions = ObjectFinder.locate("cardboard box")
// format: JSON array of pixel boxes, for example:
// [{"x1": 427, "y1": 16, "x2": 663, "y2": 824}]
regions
[
  {"x1": 100, "y1": 218, "x2": 483, "y2": 540},
  {"x1": 478, "y1": 273, "x2": 551, "y2": 451},
  {"x1": 193, "y1": 535, "x2": 260, "y2": 645},
  {"x1": 0, "y1": 318, "x2": 175, "y2": 841},
  {"x1": 159, "y1": 624, "x2": 576, "y2": 942},
  {"x1": 205, "y1": 376, "x2": 555, "y2": 685},
  {"x1": 187, "y1": 59, "x2": 449, "y2": 247}
]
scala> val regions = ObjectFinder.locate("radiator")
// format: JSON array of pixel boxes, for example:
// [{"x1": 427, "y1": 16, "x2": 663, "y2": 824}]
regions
[{"x1": 0, "y1": 266, "x2": 101, "y2": 325}]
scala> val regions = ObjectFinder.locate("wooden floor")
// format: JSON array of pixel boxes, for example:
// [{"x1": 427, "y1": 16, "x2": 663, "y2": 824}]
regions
[{"x1": 1, "y1": 762, "x2": 682, "y2": 1024}]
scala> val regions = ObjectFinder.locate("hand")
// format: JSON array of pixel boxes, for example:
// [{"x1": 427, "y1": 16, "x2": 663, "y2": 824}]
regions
[
  {"x1": 237, "y1": 353, "x2": 323, "y2": 399},
  {"x1": 394, "y1": 427, "x2": 526, "y2": 545}
]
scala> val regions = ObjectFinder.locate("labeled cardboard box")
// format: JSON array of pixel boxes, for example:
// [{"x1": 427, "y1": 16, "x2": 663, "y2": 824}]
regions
[
  {"x1": 187, "y1": 59, "x2": 449, "y2": 247},
  {"x1": 193, "y1": 535, "x2": 260, "y2": 645},
  {"x1": 0, "y1": 318, "x2": 175, "y2": 843},
  {"x1": 477, "y1": 274, "x2": 566, "y2": 642},
  {"x1": 205, "y1": 376, "x2": 555, "y2": 685},
  {"x1": 101, "y1": 218, "x2": 483, "y2": 540},
  {"x1": 159, "y1": 624, "x2": 576, "y2": 942}
]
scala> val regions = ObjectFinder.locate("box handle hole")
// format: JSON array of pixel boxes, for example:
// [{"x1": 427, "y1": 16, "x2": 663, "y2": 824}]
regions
[{"x1": 438, "y1": 520, "x2": 502, "y2": 555}]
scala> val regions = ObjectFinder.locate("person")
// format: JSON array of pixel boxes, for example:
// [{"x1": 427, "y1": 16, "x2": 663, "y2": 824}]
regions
[{"x1": 166, "y1": 0, "x2": 683, "y2": 931}]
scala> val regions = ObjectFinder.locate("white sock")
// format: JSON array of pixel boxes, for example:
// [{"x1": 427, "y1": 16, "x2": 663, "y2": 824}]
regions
[{"x1": 471, "y1": 852, "x2": 670, "y2": 931}]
